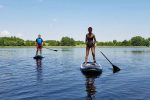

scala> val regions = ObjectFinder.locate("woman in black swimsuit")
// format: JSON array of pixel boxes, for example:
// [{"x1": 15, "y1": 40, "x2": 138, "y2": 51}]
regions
[{"x1": 85, "y1": 27, "x2": 97, "y2": 64}]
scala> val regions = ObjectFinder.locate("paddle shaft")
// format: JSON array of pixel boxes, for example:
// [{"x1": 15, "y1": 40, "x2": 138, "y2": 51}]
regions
[
  {"x1": 100, "y1": 51, "x2": 114, "y2": 65},
  {"x1": 45, "y1": 48, "x2": 58, "y2": 52},
  {"x1": 100, "y1": 51, "x2": 120, "y2": 72}
]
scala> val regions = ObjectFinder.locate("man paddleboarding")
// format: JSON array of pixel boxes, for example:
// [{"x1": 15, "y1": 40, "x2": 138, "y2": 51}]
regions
[
  {"x1": 36, "y1": 34, "x2": 43, "y2": 56},
  {"x1": 85, "y1": 27, "x2": 97, "y2": 64}
]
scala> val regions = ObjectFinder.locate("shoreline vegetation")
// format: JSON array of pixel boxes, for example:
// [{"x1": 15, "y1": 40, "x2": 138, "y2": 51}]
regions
[
  {"x1": 0, "y1": 46, "x2": 149, "y2": 48},
  {"x1": 0, "y1": 36, "x2": 150, "y2": 47}
]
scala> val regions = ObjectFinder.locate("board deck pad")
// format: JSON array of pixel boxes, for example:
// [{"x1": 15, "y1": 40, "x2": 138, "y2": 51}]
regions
[
  {"x1": 33, "y1": 55, "x2": 44, "y2": 59},
  {"x1": 80, "y1": 62, "x2": 102, "y2": 76}
]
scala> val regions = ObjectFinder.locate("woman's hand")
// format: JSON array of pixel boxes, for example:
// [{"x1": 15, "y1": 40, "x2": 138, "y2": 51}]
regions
[{"x1": 94, "y1": 43, "x2": 97, "y2": 47}]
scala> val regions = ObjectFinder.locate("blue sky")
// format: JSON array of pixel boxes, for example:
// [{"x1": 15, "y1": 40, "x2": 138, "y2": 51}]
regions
[{"x1": 0, "y1": 0, "x2": 150, "y2": 41}]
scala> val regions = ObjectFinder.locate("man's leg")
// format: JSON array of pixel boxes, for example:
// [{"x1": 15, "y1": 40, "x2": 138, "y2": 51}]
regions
[
  {"x1": 40, "y1": 48, "x2": 42, "y2": 56},
  {"x1": 36, "y1": 49, "x2": 38, "y2": 55}
]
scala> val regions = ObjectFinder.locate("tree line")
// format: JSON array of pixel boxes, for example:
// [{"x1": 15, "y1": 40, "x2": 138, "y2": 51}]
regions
[
  {"x1": 0, "y1": 36, "x2": 77, "y2": 46},
  {"x1": 0, "y1": 36, "x2": 150, "y2": 47},
  {"x1": 97, "y1": 36, "x2": 150, "y2": 47}
]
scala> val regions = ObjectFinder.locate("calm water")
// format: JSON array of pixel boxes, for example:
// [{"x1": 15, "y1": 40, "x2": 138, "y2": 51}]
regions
[{"x1": 0, "y1": 47, "x2": 150, "y2": 100}]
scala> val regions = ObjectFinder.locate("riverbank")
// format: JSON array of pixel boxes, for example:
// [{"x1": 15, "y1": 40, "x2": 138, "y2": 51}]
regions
[{"x1": 0, "y1": 46, "x2": 149, "y2": 48}]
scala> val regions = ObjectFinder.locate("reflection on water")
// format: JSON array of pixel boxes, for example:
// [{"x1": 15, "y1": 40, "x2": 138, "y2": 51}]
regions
[
  {"x1": 131, "y1": 50, "x2": 150, "y2": 54},
  {"x1": 83, "y1": 74, "x2": 101, "y2": 100},
  {"x1": 61, "y1": 48, "x2": 72, "y2": 51},
  {"x1": 1, "y1": 48, "x2": 150, "y2": 100},
  {"x1": 35, "y1": 59, "x2": 43, "y2": 82},
  {"x1": 124, "y1": 49, "x2": 150, "y2": 54},
  {"x1": 86, "y1": 77, "x2": 96, "y2": 100}
]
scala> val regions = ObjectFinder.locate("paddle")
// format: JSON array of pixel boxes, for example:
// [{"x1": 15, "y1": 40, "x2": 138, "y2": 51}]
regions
[
  {"x1": 45, "y1": 48, "x2": 58, "y2": 52},
  {"x1": 100, "y1": 51, "x2": 120, "y2": 73}
]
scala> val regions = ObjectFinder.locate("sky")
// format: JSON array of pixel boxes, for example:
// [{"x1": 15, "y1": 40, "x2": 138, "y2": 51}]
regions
[{"x1": 0, "y1": 0, "x2": 150, "y2": 41}]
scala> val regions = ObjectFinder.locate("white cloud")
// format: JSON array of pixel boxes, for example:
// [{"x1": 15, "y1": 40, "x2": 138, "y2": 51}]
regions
[
  {"x1": 16, "y1": 33, "x2": 23, "y2": 38},
  {"x1": 0, "y1": 5, "x2": 4, "y2": 9},
  {"x1": 0, "y1": 30, "x2": 23, "y2": 38},
  {"x1": 0, "y1": 31, "x2": 11, "y2": 37}
]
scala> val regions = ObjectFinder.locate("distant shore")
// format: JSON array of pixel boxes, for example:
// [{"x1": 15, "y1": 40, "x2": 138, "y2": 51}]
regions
[{"x1": 0, "y1": 46, "x2": 149, "y2": 48}]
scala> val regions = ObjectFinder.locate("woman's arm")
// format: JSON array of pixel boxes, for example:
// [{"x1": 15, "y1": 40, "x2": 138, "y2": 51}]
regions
[
  {"x1": 93, "y1": 34, "x2": 96, "y2": 43},
  {"x1": 93, "y1": 34, "x2": 97, "y2": 46},
  {"x1": 85, "y1": 34, "x2": 88, "y2": 43}
]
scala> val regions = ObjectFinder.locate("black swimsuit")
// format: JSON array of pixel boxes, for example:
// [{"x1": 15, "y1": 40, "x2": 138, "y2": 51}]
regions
[{"x1": 86, "y1": 34, "x2": 96, "y2": 48}]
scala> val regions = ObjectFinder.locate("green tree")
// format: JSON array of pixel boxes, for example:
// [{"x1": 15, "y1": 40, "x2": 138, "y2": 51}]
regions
[
  {"x1": 113, "y1": 40, "x2": 117, "y2": 46},
  {"x1": 144, "y1": 39, "x2": 150, "y2": 47},
  {"x1": 116, "y1": 42, "x2": 122, "y2": 46},
  {"x1": 25, "y1": 40, "x2": 35, "y2": 46},
  {"x1": 122, "y1": 40, "x2": 128, "y2": 46},
  {"x1": 70, "y1": 38, "x2": 75, "y2": 46},
  {"x1": 75, "y1": 41, "x2": 85, "y2": 46},
  {"x1": 131, "y1": 36, "x2": 145, "y2": 46},
  {"x1": 121, "y1": 40, "x2": 131, "y2": 46},
  {"x1": 0, "y1": 37, "x2": 24, "y2": 46},
  {"x1": 45, "y1": 40, "x2": 60, "y2": 46},
  {"x1": 0, "y1": 38, "x2": 4, "y2": 46},
  {"x1": 97, "y1": 42, "x2": 104, "y2": 46},
  {"x1": 60, "y1": 36, "x2": 75, "y2": 46}
]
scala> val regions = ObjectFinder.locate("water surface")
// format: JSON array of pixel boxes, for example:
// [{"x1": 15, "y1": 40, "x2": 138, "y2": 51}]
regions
[{"x1": 0, "y1": 47, "x2": 150, "y2": 100}]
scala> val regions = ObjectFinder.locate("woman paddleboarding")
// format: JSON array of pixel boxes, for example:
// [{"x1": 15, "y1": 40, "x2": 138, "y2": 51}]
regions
[{"x1": 85, "y1": 27, "x2": 97, "y2": 64}]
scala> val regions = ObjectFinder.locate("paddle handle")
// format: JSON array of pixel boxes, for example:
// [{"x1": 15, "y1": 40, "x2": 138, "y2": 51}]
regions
[{"x1": 100, "y1": 51, "x2": 113, "y2": 65}]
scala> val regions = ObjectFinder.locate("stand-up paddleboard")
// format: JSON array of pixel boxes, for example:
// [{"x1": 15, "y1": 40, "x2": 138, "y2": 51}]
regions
[
  {"x1": 33, "y1": 55, "x2": 44, "y2": 59},
  {"x1": 81, "y1": 62, "x2": 102, "y2": 76}
]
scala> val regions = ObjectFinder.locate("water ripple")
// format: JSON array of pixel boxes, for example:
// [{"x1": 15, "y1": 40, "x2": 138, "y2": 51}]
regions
[{"x1": 0, "y1": 48, "x2": 150, "y2": 100}]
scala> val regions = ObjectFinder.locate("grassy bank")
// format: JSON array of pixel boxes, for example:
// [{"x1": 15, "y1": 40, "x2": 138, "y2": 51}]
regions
[
  {"x1": 0, "y1": 46, "x2": 35, "y2": 48},
  {"x1": 0, "y1": 46, "x2": 149, "y2": 48}
]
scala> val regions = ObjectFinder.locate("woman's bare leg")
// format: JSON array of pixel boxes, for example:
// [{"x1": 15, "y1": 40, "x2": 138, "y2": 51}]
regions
[
  {"x1": 85, "y1": 47, "x2": 90, "y2": 64},
  {"x1": 91, "y1": 46, "x2": 96, "y2": 63}
]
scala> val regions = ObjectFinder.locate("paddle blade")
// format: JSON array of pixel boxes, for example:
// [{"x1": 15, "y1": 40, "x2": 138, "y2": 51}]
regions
[
  {"x1": 112, "y1": 64, "x2": 120, "y2": 73},
  {"x1": 54, "y1": 50, "x2": 58, "y2": 52}
]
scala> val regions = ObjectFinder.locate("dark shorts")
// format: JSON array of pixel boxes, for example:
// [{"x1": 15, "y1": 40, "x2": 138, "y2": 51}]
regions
[{"x1": 36, "y1": 44, "x2": 42, "y2": 49}]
